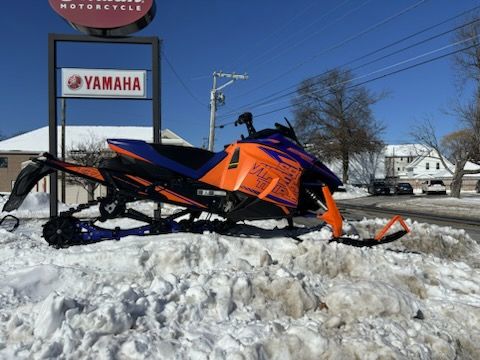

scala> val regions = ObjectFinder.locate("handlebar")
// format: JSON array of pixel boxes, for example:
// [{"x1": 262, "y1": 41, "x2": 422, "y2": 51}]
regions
[
  {"x1": 234, "y1": 112, "x2": 256, "y2": 136},
  {"x1": 234, "y1": 112, "x2": 302, "y2": 146}
]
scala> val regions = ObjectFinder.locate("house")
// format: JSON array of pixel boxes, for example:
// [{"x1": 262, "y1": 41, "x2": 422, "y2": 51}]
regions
[
  {"x1": 384, "y1": 144, "x2": 429, "y2": 178},
  {"x1": 328, "y1": 143, "x2": 480, "y2": 190},
  {"x1": 403, "y1": 148, "x2": 480, "y2": 190},
  {"x1": 0, "y1": 126, "x2": 192, "y2": 202}
]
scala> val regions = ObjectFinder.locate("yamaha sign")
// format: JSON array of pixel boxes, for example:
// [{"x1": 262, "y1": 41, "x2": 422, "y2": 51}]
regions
[
  {"x1": 61, "y1": 68, "x2": 147, "y2": 98},
  {"x1": 49, "y1": 0, "x2": 156, "y2": 36}
]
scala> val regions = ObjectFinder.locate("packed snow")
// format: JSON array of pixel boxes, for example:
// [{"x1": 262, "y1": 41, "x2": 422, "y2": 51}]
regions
[
  {"x1": 332, "y1": 184, "x2": 369, "y2": 200},
  {"x1": 0, "y1": 193, "x2": 480, "y2": 359}
]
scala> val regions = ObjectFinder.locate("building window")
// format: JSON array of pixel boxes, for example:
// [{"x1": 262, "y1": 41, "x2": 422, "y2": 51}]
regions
[
  {"x1": 397, "y1": 167, "x2": 400, "y2": 171},
  {"x1": 426, "y1": 162, "x2": 430, "y2": 170},
  {"x1": 0, "y1": 157, "x2": 7, "y2": 168},
  {"x1": 436, "y1": 163, "x2": 440, "y2": 170}
]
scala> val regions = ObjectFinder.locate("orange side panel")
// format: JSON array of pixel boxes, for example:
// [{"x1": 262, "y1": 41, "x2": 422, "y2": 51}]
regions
[
  {"x1": 124, "y1": 175, "x2": 207, "y2": 209},
  {"x1": 258, "y1": 177, "x2": 279, "y2": 200},
  {"x1": 199, "y1": 143, "x2": 302, "y2": 208},
  {"x1": 62, "y1": 165, "x2": 105, "y2": 181},
  {"x1": 125, "y1": 175, "x2": 152, "y2": 186},
  {"x1": 155, "y1": 186, "x2": 207, "y2": 209}
]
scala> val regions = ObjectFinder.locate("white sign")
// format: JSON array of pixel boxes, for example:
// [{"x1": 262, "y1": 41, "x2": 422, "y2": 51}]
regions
[{"x1": 61, "y1": 68, "x2": 146, "y2": 98}]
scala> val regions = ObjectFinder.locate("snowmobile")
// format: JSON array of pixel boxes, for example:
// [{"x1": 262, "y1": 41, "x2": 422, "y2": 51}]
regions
[{"x1": 1, "y1": 112, "x2": 409, "y2": 247}]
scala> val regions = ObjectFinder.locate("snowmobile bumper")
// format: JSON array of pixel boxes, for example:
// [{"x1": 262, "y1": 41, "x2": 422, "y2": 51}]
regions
[{"x1": 2, "y1": 157, "x2": 54, "y2": 212}]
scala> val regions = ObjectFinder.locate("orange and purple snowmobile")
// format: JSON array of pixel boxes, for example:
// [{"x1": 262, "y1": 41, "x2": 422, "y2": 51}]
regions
[{"x1": 2, "y1": 112, "x2": 409, "y2": 247}]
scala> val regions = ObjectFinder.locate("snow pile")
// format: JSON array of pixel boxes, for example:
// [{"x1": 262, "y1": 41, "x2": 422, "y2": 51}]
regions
[
  {"x1": 1, "y1": 193, "x2": 69, "y2": 219},
  {"x1": 0, "y1": 216, "x2": 479, "y2": 359},
  {"x1": 333, "y1": 184, "x2": 369, "y2": 200}
]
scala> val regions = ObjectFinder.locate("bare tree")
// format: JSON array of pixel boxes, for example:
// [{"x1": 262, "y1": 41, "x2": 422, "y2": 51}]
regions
[
  {"x1": 293, "y1": 68, "x2": 385, "y2": 183},
  {"x1": 447, "y1": 14, "x2": 480, "y2": 196},
  {"x1": 349, "y1": 147, "x2": 385, "y2": 185},
  {"x1": 454, "y1": 14, "x2": 480, "y2": 85},
  {"x1": 412, "y1": 15, "x2": 480, "y2": 197},
  {"x1": 67, "y1": 133, "x2": 110, "y2": 201},
  {"x1": 412, "y1": 119, "x2": 480, "y2": 198}
]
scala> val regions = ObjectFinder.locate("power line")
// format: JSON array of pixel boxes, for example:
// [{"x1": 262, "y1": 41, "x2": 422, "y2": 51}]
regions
[
  {"x1": 235, "y1": 0, "x2": 359, "y2": 72},
  {"x1": 233, "y1": 0, "x2": 429, "y2": 100},
  {"x1": 162, "y1": 51, "x2": 207, "y2": 107},
  {"x1": 223, "y1": 16, "x2": 480, "y2": 119},
  {"x1": 229, "y1": 0, "x2": 325, "y2": 70},
  {"x1": 252, "y1": 0, "x2": 371, "y2": 69},
  {"x1": 217, "y1": 4, "x2": 480, "y2": 122},
  {"x1": 254, "y1": 41, "x2": 478, "y2": 119},
  {"x1": 217, "y1": 38, "x2": 479, "y2": 127},
  {"x1": 264, "y1": 34, "x2": 480, "y2": 109}
]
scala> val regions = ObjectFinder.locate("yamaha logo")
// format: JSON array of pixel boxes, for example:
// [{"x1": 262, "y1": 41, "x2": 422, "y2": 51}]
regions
[{"x1": 67, "y1": 75, "x2": 83, "y2": 91}]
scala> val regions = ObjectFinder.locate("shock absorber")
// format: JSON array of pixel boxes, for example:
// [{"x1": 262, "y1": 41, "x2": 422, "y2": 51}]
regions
[{"x1": 305, "y1": 189, "x2": 328, "y2": 211}]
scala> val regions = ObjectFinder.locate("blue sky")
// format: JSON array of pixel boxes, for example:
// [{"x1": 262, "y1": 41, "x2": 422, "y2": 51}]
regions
[{"x1": 0, "y1": 0, "x2": 478, "y2": 150}]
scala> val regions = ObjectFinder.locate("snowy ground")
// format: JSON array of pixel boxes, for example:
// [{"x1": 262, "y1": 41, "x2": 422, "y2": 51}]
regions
[{"x1": 1, "y1": 194, "x2": 480, "y2": 359}]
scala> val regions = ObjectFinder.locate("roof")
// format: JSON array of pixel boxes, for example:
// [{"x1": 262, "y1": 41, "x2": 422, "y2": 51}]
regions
[
  {"x1": 384, "y1": 144, "x2": 429, "y2": 157},
  {"x1": 0, "y1": 126, "x2": 192, "y2": 153}
]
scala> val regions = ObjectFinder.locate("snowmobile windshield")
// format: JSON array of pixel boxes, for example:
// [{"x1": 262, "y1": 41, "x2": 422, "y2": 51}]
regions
[{"x1": 246, "y1": 122, "x2": 302, "y2": 147}]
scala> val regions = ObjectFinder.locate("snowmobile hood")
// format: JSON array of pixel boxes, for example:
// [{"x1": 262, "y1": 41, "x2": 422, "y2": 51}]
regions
[{"x1": 238, "y1": 133, "x2": 343, "y2": 190}]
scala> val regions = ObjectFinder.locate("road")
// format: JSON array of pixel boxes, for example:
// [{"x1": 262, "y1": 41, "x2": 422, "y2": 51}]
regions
[{"x1": 336, "y1": 194, "x2": 480, "y2": 242}]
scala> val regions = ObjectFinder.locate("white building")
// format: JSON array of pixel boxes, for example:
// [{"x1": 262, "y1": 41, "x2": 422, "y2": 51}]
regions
[
  {"x1": 384, "y1": 144, "x2": 430, "y2": 178},
  {"x1": 329, "y1": 144, "x2": 480, "y2": 190}
]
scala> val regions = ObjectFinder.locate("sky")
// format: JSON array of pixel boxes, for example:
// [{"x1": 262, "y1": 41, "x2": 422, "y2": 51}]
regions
[{"x1": 0, "y1": 0, "x2": 479, "y2": 150}]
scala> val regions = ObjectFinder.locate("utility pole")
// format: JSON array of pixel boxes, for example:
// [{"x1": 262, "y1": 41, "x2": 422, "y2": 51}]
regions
[{"x1": 208, "y1": 71, "x2": 248, "y2": 151}]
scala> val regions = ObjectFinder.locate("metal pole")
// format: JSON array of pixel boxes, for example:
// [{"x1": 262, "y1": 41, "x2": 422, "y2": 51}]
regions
[
  {"x1": 208, "y1": 74, "x2": 217, "y2": 151},
  {"x1": 152, "y1": 38, "x2": 161, "y2": 144},
  {"x1": 61, "y1": 98, "x2": 66, "y2": 203},
  {"x1": 152, "y1": 37, "x2": 162, "y2": 219},
  {"x1": 48, "y1": 34, "x2": 58, "y2": 217}
]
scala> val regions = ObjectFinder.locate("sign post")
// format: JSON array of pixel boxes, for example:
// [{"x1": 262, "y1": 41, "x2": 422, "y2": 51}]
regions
[{"x1": 48, "y1": 0, "x2": 160, "y2": 217}]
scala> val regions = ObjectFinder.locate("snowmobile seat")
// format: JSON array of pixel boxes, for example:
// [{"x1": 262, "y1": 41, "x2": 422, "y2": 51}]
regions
[{"x1": 107, "y1": 139, "x2": 228, "y2": 180}]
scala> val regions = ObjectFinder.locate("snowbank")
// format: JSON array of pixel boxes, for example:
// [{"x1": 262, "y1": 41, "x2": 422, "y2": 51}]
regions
[
  {"x1": 333, "y1": 184, "x2": 370, "y2": 200},
  {"x1": 0, "y1": 193, "x2": 69, "y2": 219},
  {"x1": 0, "y1": 214, "x2": 479, "y2": 359}
]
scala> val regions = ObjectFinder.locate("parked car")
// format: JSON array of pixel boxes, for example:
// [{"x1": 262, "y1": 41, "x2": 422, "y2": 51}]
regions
[
  {"x1": 394, "y1": 182, "x2": 414, "y2": 195},
  {"x1": 421, "y1": 179, "x2": 447, "y2": 195},
  {"x1": 368, "y1": 181, "x2": 390, "y2": 195}
]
